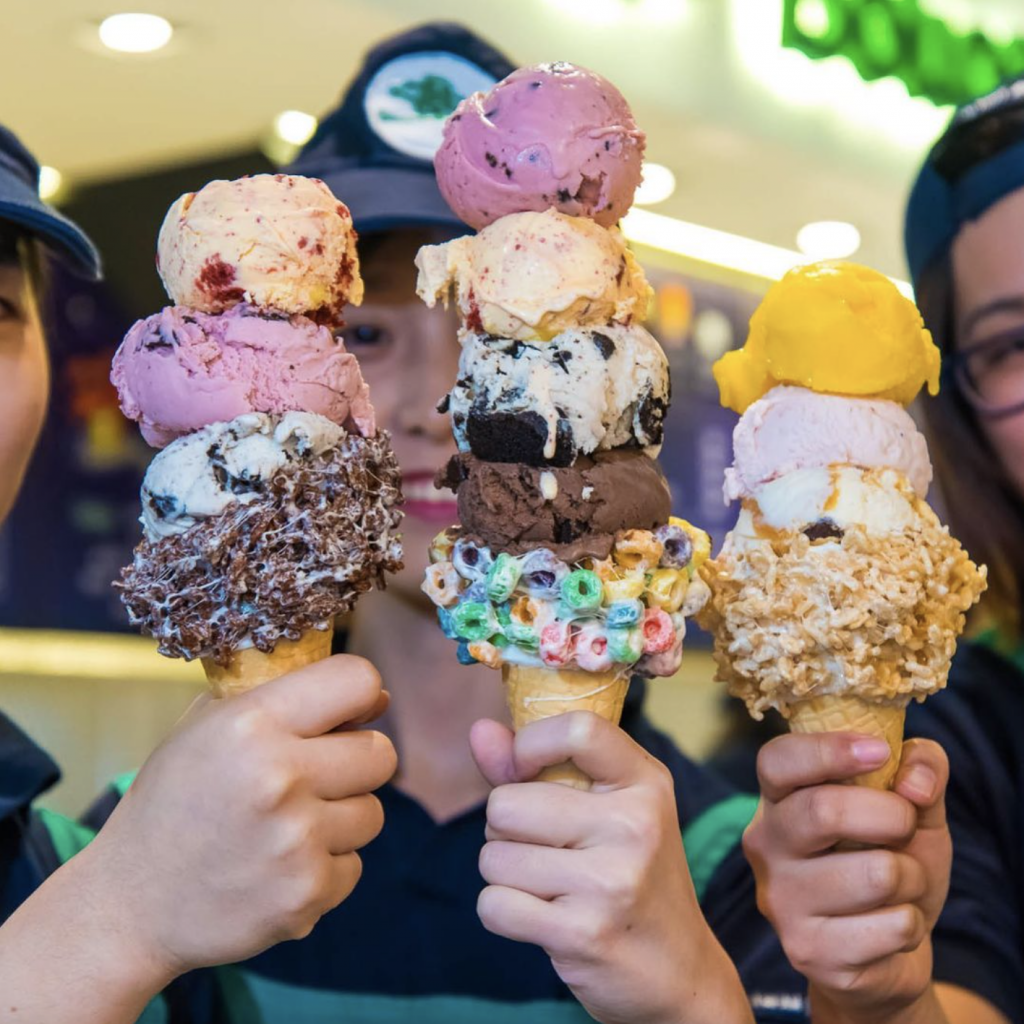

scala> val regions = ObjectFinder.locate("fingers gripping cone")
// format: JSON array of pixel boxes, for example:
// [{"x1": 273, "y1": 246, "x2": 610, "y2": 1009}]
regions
[
  {"x1": 201, "y1": 624, "x2": 334, "y2": 698},
  {"x1": 502, "y1": 664, "x2": 630, "y2": 790},
  {"x1": 788, "y1": 694, "x2": 906, "y2": 790}
]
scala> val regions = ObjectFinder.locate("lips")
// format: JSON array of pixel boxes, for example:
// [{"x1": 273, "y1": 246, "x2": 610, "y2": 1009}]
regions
[{"x1": 401, "y1": 469, "x2": 459, "y2": 523}]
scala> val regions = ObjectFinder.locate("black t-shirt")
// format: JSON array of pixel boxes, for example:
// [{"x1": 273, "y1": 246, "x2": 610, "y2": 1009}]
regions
[{"x1": 906, "y1": 642, "x2": 1024, "y2": 1024}]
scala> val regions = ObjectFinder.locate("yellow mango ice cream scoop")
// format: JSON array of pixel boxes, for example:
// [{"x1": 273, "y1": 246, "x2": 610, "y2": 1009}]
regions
[{"x1": 713, "y1": 261, "x2": 940, "y2": 414}]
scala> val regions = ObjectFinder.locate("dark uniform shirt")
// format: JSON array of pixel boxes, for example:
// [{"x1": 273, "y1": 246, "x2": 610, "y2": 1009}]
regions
[{"x1": 906, "y1": 641, "x2": 1024, "y2": 1024}]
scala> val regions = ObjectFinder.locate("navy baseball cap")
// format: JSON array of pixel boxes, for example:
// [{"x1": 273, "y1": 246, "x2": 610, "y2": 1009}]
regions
[
  {"x1": 905, "y1": 75, "x2": 1024, "y2": 290},
  {"x1": 0, "y1": 125, "x2": 100, "y2": 278},
  {"x1": 288, "y1": 22, "x2": 516, "y2": 234}
]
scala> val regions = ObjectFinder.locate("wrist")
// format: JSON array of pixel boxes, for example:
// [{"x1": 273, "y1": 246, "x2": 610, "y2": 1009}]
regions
[
  {"x1": 656, "y1": 926, "x2": 754, "y2": 1024},
  {"x1": 68, "y1": 837, "x2": 182, "y2": 992},
  {"x1": 809, "y1": 980, "x2": 946, "y2": 1024}
]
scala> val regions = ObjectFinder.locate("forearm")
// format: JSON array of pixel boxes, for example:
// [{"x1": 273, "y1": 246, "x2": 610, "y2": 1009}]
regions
[
  {"x1": 0, "y1": 843, "x2": 175, "y2": 1024},
  {"x1": 809, "y1": 984, "x2": 950, "y2": 1024}
]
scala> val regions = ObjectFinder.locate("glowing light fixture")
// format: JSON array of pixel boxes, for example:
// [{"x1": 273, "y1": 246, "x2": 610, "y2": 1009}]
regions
[
  {"x1": 796, "y1": 220, "x2": 862, "y2": 259},
  {"x1": 98, "y1": 13, "x2": 173, "y2": 54},
  {"x1": 622, "y1": 207, "x2": 912, "y2": 297},
  {"x1": 38, "y1": 166, "x2": 64, "y2": 202},
  {"x1": 634, "y1": 163, "x2": 677, "y2": 206},
  {"x1": 273, "y1": 110, "x2": 318, "y2": 147}
]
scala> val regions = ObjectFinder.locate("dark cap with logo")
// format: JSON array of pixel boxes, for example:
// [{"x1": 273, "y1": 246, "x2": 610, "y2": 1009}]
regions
[
  {"x1": 288, "y1": 22, "x2": 515, "y2": 234},
  {"x1": 0, "y1": 125, "x2": 101, "y2": 278}
]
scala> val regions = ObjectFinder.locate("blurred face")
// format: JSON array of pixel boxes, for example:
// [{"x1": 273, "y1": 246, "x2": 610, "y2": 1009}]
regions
[
  {"x1": 0, "y1": 251, "x2": 48, "y2": 525},
  {"x1": 952, "y1": 187, "x2": 1024, "y2": 502},
  {"x1": 340, "y1": 230, "x2": 460, "y2": 601}
]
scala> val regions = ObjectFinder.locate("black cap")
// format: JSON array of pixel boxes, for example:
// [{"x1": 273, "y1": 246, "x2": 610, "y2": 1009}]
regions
[
  {"x1": 0, "y1": 125, "x2": 101, "y2": 278},
  {"x1": 288, "y1": 22, "x2": 516, "y2": 234}
]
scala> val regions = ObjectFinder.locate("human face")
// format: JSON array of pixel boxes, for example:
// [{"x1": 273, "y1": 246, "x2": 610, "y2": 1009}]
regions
[
  {"x1": 952, "y1": 187, "x2": 1024, "y2": 503},
  {"x1": 0, "y1": 252, "x2": 48, "y2": 525},
  {"x1": 340, "y1": 230, "x2": 461, "y2": 601}
]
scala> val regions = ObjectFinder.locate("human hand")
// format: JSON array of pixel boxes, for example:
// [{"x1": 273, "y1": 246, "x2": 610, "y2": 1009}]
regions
[
  {"x1": 82, "y1": 655, "x2": 397, "y2": 981},
  {"x1": 743, "y1": 733, "x2": 951, "y2": 1023},
  {"x1": 471, "y1": 713, "x2": 753, "y2": 1024}
]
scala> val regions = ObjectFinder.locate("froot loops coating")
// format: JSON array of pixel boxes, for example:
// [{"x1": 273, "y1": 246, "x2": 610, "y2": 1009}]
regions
[{"x1": 421, "y1": 522, "x2": 711, "y2": 676}]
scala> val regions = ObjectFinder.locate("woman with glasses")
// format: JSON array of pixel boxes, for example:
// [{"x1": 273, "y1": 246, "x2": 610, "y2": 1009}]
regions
[
  {"x1": 898, "y1": 76, "x2": 1024, "y2": 1024},
  {"x1": 740, "y1": 77, "x2": 1024, "y2": 1024}
]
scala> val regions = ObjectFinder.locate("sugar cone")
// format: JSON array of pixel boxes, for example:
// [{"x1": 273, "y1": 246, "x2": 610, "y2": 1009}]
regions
[
  {"x1": 788, "y1": 694, "x2": 906, "y2": 790},
  {"x1": 201, "y1": 626, "x2": 334, "y2": 698},
  {"x1": 501, "y1": 664, "x2": 630, "y2": 790}
]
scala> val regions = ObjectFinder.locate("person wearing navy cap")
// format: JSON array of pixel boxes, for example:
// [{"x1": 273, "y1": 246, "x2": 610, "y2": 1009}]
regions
[
  {"x1": 712, "y1": 78, "x2": 1024, "y2": 1024},
  {"x1": 93, "y1": 21, "x2": 808, "y2": 1023},
  {"x1": 0, "y1": 127, "x2": 398, "y2": 1022}
]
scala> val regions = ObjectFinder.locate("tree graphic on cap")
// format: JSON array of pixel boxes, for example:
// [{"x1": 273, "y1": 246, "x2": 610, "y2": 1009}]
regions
[{"x1": 382, "y1": 75, "x2": 464, "y2": 120}]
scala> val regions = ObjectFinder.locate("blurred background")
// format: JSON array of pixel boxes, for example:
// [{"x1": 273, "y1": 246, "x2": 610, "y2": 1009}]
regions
[{"x1": 1, "y1": 0, "x2": 1018, "y2": 812}]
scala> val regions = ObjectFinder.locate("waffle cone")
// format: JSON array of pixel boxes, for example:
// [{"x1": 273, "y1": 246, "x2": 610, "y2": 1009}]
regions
[
  {"x1": 501, "y1": 664, "x2": 629, "y2": 790},
  {"x1": 201, "y1": 627, "x2": 334, "y2": 698},
  {"x1": 788, "y1": 694, "x2": 906, "y2": 790}
]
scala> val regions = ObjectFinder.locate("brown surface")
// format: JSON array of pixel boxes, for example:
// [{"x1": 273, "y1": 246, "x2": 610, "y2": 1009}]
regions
[
  {"x1": 502, "y1": 664, "x2": 629, "y2": 790},
  {"x1": 439, "y1": 449, "x2": 670, "y2": 560},
  {"x1": 120, "y1": 430, "x2": 403, "y2": 664},
  {"x1": 788, "y1": 694, "x2": 906, "y2": 790},
  {"x1": 202, "y1": 627, "x2": 333, "y2": 697}
]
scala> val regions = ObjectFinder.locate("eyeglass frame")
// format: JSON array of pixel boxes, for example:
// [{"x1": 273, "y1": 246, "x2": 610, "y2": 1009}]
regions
[{"x1": 945, "y1": 326, "x2": 1024, "y2": 418}]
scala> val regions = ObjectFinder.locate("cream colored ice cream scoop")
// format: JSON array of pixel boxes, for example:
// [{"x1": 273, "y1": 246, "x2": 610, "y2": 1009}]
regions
[
  {"x1": 157, "y1": 174, "x2": 363, "y2": 323},
  {"x1": 415, "y1": 208, "x2": 650, "y2": 342}
]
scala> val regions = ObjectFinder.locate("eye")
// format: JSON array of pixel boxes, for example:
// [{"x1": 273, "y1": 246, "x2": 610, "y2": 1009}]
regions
[
  {"x1": 341, "y1": 324, "x2": 392, "y2": 349},
  {"x1": 0, "y1": 297, "x2": 18, "y2": 322}
]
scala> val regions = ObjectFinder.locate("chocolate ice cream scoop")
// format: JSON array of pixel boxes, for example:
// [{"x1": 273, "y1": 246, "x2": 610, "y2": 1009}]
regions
[{"x1": 438, "y1": 449, "x2": 671, "y2": 560}]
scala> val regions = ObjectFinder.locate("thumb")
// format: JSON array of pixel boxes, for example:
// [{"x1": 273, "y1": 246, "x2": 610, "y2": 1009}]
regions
[
  {"x1": 893, "y1": 738, "x2": 949, "y2": 831},
  {"x1": 469, "y1": 719, "x2": 517, "y2": 788}
]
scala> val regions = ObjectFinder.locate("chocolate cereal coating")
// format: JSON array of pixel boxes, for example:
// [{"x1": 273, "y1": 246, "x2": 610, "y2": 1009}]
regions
[{"x1": 120, "y1": 431, "x2": 403, "y2": 664}]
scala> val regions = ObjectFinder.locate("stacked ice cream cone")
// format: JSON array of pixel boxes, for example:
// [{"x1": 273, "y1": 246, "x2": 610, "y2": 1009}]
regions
[
  {"x1": 698, "y1": 262, "x2": 987, "y2": 789},
  {"x1": 416, "y1": 63, "x2": 711, "y2": 788},
  {"x1": 112, "y1": 175, "x2": 403, "y2": 696}
]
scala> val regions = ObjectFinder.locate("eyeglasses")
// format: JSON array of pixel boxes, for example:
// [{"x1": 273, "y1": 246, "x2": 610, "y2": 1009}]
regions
[{"x1": 948, "y1": 328, "x2": 1024, "y2": 418}]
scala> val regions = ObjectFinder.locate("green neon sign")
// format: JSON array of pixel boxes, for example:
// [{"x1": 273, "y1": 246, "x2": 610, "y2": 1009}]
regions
[{"x1": 783, "y1": 0, "x2": 1024, "y2": 106}]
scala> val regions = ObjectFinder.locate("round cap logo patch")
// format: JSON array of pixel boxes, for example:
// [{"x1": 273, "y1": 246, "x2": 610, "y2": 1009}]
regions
[{"x1": 365, "y1": 52, "x2": 496, "y2": 161}]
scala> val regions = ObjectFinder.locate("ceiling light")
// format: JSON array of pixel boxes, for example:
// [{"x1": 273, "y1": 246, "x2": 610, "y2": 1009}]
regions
[
  {"x1": 796, "y1": 220, "x2": 861, "y2": 259},
  {"x1": 38, "y1": 166, "x2": 64, "y2": 202},
  {"x1": 635, "y1": 163, "x2": 677, "y2": 206},
  {"x1": 622, "y1": 207, "x2": 912, "y2": 297},
  {"x1": 273, "y1": 110, "x2": 318, "y2": 147},
  {"x1": 98, "y1": 13, "x2": 173, "y2": 54}
]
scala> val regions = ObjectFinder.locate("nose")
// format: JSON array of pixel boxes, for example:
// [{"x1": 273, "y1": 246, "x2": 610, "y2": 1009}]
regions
[{"x1": 396, "y1": 306, "x2": 459, "y2": 441}]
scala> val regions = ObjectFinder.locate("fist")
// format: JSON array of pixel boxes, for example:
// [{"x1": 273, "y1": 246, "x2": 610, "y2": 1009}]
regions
[
  {"x1": 88, "y1": 655, "x2": 397, "y2": 974},
  {"x1": 743, "y1": 732, "x2": 951, "y2": 1015}
]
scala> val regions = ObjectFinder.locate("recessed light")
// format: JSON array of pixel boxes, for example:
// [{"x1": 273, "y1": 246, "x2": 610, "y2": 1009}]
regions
[
  {"x1": 634, "y1": 163, "x2": 677, "y2": 206},
  {"x1": 38, "y1": 166, "x2": 63, "y2": 202},
  {"x1": 98, "y1": 13, "x2": 173, "y2": 54},
  {"x1": 273, "y1": 111, "x2": 318, "y2": 147},
  {"x1": 796, "y1": 220, "x2": 862, "y2": 259}
]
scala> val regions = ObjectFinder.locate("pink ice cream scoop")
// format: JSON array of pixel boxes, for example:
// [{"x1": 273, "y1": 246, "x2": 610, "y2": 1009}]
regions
[
  {"x1": 724, "y1": 386, "x2": 933, "y2": 503},
  {"x1": 112, "y1": 304, "x2": 375, "y2": 448},
  {"x1": 435, "y1": 62, "x2": 645, "y2": 230}
]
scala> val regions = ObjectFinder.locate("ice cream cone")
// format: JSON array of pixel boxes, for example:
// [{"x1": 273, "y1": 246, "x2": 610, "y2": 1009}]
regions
[
  {"x1": 788, "y1": 694, "x2": 906, "y2": 790},
  {"x1": 202, "y1": 625, "x2": 334, "y2": 698},
  {"x1": 501, "y1": 664, "x2": 630, "y2": 790}
]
